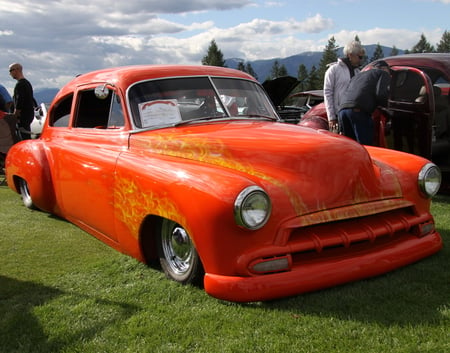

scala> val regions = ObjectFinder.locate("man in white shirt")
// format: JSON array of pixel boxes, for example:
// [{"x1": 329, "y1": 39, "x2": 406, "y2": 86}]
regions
[{"x1": 323, "y1": 40, "x2": 365, "y2": 132}]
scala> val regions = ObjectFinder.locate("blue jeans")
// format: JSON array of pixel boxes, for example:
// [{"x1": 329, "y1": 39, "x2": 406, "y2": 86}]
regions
[{"x1": 338, "y1": 108, "x2": 374, "y2": 145}]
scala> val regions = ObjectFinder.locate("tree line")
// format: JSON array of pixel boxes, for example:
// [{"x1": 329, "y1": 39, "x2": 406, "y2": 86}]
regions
[{"x1": 201, "y1": 31, "x2": 450, "y2": 91}]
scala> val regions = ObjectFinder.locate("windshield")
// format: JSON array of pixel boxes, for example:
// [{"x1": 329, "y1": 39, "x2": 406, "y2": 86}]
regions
[{"x1": 128, "y1": 76, "x2": 279, "y2": 129}]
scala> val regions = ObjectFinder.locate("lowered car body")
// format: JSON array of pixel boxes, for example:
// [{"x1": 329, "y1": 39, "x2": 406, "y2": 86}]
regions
[{"x1": 5, "y1": 65, "x2": 442, "y2": 302}]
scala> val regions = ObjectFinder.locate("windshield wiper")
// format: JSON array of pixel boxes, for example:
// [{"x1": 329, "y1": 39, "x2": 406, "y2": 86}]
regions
[
  {"x1": 245, "y1": 114, "x2": 279, "y2": 121},
  {"x1": 174, "y1": 116, "x2": 230, "y2": 126}
]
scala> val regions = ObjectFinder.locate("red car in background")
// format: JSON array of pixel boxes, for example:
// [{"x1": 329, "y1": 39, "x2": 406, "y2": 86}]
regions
[{"x1": 300, "y1": 53, "x2": 450, "y2": 192}]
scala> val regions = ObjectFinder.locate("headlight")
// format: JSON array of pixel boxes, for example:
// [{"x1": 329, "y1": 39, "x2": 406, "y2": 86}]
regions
[
  {"x1": 418, "y1": 163, "x2": 441, "y2": 197},
  {"x1": 234, "y1": 186, "x2": 271, "y2": 230}
]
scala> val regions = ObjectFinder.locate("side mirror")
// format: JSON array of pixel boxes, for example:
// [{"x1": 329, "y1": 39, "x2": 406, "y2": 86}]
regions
[{"x1": 95, "y1": 84, "x2": 110, "y2": 99}]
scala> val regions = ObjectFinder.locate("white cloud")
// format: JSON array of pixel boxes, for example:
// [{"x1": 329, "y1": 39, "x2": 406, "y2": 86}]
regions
[{"x1": 0, "y1": 0, "x2": 447, "y2": 92}]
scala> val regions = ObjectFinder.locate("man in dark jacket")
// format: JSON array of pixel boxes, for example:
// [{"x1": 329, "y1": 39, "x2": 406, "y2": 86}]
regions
[
  {"x1": 338, "y1": 60, "x2": 391, "y2": 145},
  {"x1": 9, "y1": 62, "x2": 34, "y2": 140}
]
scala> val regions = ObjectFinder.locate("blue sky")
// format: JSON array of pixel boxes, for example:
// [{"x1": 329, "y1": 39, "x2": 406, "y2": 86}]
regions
[{"x1": 0, "y1": 0, "x2": 448, "y2": 91}]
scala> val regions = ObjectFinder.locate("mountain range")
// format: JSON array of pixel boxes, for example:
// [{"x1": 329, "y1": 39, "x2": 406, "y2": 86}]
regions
[{"x1": 34, "y1": 44, "x2": 403, "y2": 104}]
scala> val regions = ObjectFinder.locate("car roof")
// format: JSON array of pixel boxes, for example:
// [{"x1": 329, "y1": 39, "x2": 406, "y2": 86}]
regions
[
  {"x1": 55, "y1": 65, "x2": 257, "y2": 100},
  {"x1": 370, "y1": 53, "x2": 450, "y2": 81}
]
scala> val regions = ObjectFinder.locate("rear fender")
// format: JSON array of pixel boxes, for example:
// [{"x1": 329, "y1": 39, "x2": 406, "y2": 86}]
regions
[{"x1": 6, "y1": 141, "x2": 57, "y2": 213}]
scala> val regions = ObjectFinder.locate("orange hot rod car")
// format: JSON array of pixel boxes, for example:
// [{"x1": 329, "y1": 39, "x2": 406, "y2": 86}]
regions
[{"x1": 5, "y1": 65, "x2": 443, "y2": 302}]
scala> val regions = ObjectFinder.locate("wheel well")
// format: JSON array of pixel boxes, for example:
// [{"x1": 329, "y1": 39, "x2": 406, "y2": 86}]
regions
[
  {"x1": 139, "y1": 215, "x2": 162, "y2": 267},
  {"x1": 12, "y1": 175, "x2": 23, "y2": 193}
]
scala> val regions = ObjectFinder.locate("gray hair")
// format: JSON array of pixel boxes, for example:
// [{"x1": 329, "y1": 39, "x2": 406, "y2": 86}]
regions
[{"x1": 343, "y1": 40, "x2": 365, "y2": 56}]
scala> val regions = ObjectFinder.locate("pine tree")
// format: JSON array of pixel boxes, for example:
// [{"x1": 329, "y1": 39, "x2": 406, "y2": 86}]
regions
[
  {"x1": 201, "y1": 39, "x2": 225, "y2": 66},
  {"x1": 269, "y1": 60, "x2": 280, "y2": 79},
  {"x1": 318, "y1": 36, "x2": 339, "y2": 87},
  {"x1": 236, "y1": 61, "x2": 257, "y2": 79},
  {"x1": 390, "y1": 46, "x2": 399, "y2": 56},
  {"x1": 411, "y1": 34, "x2": 434, "y2": 53},
  {"x1": 370, "y1": 43, "x2": 384, "y2": 61},
  {"x1": 245, "y1": 63, "x2": 258, "y2": 80},
  {"x1": 297, "y1": 64, "x2": 308, "y2": 92},
  {"x1": 307, "y1": 65, "x2": 320, "y2": 90},
  {"x1": 354, "y1": 36, "x2": 368, "y2": 67},
  {"x1": 436, "y1": 30, "x2": 450, "y2": 53},
  {"x1": 270, "y1": 60, "x2": 288, "y2": 79}
]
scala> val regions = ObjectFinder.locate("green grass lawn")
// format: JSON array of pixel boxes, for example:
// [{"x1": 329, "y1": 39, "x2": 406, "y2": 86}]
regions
[{"x1": 0, "y1": 185, "x2": 449, "y2": 353}]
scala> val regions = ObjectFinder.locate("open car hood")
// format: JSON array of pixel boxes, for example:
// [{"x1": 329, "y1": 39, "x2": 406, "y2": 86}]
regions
[{"x1": 262, "y1": 76, "x2": 300, "y2": 107}]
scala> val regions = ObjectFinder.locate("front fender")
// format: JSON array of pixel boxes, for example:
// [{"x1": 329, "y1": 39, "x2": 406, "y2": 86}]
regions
[
  {"x1": 6, "y1": 140, "x2": 57, "y2": 213},
  {"x1": 112, "y1": 153, "x2": 279, "y2": 273}
]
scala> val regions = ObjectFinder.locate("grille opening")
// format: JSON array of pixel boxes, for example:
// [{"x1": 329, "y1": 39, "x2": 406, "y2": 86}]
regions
[{"x1": 287, "y1": 206, "x2": 431, "y2": 261}]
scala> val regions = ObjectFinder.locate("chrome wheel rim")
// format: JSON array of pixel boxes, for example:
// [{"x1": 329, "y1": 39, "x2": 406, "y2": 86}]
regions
[{"x1": 161, "y1": 220, "x2": 194, "y2": 276}]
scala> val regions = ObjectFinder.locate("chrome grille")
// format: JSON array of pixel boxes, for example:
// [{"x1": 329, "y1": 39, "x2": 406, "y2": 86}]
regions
[{"x1": 288, "y1": 207, "x2": 433, "y2": 259}]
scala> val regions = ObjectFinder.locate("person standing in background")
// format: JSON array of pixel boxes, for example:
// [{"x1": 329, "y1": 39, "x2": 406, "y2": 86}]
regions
[
  {"x1": 9, "y1": 63, "x2": 34, "y2": 140},
  {"x1": 323, "y1": 40, "x2": 365, "y2": 132},
  {"x1": 338, "y1": 60, "x2": 391, "y2": 145},
  {"x1": 0, "y1": 83, "x2": 13, "y2": 113}
]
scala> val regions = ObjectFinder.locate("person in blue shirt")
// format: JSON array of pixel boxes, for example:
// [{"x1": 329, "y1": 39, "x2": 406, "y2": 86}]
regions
[{"x1": 0, "y1": 83, "x2": 13, "y2": 113}]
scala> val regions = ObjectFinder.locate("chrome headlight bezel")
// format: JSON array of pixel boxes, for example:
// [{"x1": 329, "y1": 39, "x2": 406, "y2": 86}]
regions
[
  {"x1": 418, "y1": 163, "x2": 441, "y2": 198},
  {"x1": 234, "y1": 186, "x2": 271, "y2": 230}
]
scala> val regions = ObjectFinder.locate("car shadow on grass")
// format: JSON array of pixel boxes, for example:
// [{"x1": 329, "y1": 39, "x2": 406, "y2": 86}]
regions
[
  {"x1": 252, "y1": 197, "x2": 450, "y2": 327},
  {"x1": 260, "y1": 248, "x2": 449, "y2": 327},
  {"x1": 0, "y1": 275, "x2": 139, "y2": 352}
]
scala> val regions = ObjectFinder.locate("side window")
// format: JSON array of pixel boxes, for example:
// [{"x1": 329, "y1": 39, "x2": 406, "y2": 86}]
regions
[
  {"x1": 391, "y1": 70, "x2": 424, "y2": 102},
  {"x1": 49, "y1": 94, "x2": 73, "y2": 127},
  {"x1": 74, "y1": 89, "x2": 112, "y2": 128},
  {"x1": 108, "y1": 93, "x2": 125, "y2": 128}
]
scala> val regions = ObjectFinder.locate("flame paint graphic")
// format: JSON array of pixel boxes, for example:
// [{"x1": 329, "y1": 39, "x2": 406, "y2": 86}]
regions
[
  {"x1": 133, "y1": 133, "x2": 309, "y2": 213},
  {"x1": 114, "y1": 175, "x2": 187, "y2": 238}
]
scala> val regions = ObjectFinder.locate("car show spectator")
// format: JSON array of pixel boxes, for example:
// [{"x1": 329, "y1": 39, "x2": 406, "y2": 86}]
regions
[
  {"x1": 323, "y1": 40, "x2": 365, "y2": 132},
  {"x1": 0, "y1": 83, "x2": 13, "y2": 113},
  {"x1": 338, "y1": 60, "x2": 391, "y2": 145},
  {"x1": 9, "y1": 62, "x2": 35, "y2": 140}
]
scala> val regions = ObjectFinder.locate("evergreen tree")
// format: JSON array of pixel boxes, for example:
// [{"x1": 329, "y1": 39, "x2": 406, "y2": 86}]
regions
[
  {"x1": 370, "y1": 43, "x2": 384, "y2": 61},
  {"x1": 355, "y1": 36, "x2": 368, "y2": 67},
  {"x1": 201, "y1": 39, "x2": 225, "y2": 66},
  {"x1": 436, "y1": 30, "x2": 450, "y2": 53},
  {"x1": 245, "y1": 63, "x2": 258, "y2": 80},
  {"x1": 390, "y1": 46, "x2": 399, "y2": 56},
  {"x1": 411, "y1": 34, "x2": 434, "y2": 53},
  {"x1": 270, "y1": 60, "x2": 288, "y2": 79},
  {"x1": 279, "y1": 64, "x2": 288, "y2": 77},
  {"x1": 236, "y1": 61, "x2": 258, "y2": 79},
  {"x1": 318, "y1": 36, "x2": 339, "y2": 87},
  {"x1": 306, "y1": 65, "x2": 320, "y2": 90},
  {"x1": 297, "y1": 64, "x2": 308, "y2": 92},
  {"x1": 236, "y1": 61, "x2": 245, "y2": 71}
]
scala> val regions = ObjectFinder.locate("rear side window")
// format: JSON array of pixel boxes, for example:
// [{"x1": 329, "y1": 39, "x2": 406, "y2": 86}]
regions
[
  {"x1": 49, "y1": 94, "x2": 73, "y2": 127},
  {"x1": 74, "y1": 89, "x2": 124, "y2": 129},
  {"x1": 75, "y1": 89, "x2": 112, "y2": 128}
]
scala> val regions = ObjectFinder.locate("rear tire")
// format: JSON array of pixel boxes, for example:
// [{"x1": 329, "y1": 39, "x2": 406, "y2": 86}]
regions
[
  {"x1": 156, "y1": 218, "x2": 203, "y2": 285},
  {"x1": 19, "y1": 179, "x2": 36, "y2": 209}
]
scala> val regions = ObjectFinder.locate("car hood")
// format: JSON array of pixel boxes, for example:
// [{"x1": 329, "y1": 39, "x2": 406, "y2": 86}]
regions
[
  {"x1": 262, "y1": 76, "x2": 300, "y2": 106},
  {"x1": 130, "y1": 121, "x2": 403, "y2": 216}
]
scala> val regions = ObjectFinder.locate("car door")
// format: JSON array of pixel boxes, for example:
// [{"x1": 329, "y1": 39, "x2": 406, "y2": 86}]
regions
[
  {"x1": 385, "y1": 66, "x2": 435, "y2": 159},
  {"x1": 50, "y1": 86, "x2": 128, "y2": 241}
]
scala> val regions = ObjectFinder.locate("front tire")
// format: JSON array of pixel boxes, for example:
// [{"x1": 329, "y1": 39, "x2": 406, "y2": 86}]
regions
[
  {"x1": 19, "y1": 179, "x2": 36, "y2": 209},
  {"x1": 157, "y1": 218, "x2": 203, "y2": 285}
]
